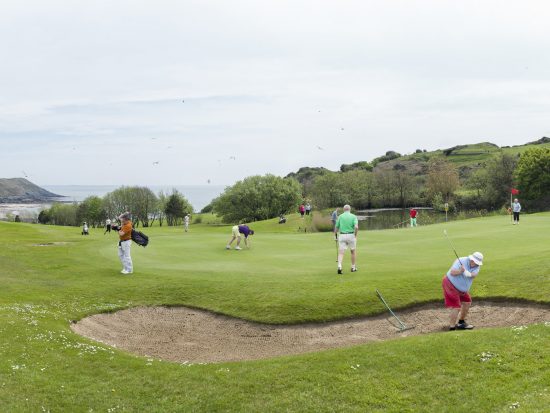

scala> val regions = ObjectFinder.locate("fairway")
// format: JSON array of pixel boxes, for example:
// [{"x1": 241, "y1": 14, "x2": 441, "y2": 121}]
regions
[{"x1": 1, "y1": 214, "x2": 549, "y2": 412}]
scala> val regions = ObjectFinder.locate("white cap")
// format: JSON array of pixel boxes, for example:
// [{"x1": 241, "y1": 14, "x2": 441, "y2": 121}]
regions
[{"x1": 469, "y1": 252, "x2": 483, "y2": 266}]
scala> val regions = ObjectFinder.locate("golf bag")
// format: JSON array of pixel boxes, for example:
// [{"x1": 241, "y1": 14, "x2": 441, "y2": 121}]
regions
[{"x1": 131, "y1": 229, "x2": 149, "y2": 247}]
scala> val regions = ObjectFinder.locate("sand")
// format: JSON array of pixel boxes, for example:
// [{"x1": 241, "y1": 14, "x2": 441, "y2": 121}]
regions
[{"x1": 71, "y1": 301, "x2": 550, "y2": 363}]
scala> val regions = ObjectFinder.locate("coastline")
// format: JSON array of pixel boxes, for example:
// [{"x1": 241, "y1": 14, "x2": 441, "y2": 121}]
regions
[{"x1": 1, "y1": 184, "x2": 225, "y2": 220}]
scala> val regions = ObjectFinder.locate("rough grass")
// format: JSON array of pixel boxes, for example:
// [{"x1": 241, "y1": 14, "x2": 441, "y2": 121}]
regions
[{"x1": 0, "y1": 213, "x2": 549, "y2": 412}]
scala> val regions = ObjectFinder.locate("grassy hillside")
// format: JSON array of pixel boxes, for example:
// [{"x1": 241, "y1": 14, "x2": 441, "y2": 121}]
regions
[
  {"x1": 0, "y1": 216, "x2": 549, "y2": 411},
  {"x1": 374, "y1": 138, "x2": 550, "y2": 177}
]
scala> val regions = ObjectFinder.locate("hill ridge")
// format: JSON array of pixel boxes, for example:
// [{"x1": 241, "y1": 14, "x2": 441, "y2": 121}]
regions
[{"x1": 0, "y1": 178, "x2": 62, "y2": 203}]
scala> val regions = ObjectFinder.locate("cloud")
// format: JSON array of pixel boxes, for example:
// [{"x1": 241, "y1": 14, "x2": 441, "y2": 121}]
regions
[{"x1": 1, "y1": 1, "x2": 550, "y2": 184}]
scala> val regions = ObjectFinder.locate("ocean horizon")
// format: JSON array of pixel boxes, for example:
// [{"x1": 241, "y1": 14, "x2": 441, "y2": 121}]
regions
[{"x1": 42, "y1": 184, "x2": 225, "y2": 212}]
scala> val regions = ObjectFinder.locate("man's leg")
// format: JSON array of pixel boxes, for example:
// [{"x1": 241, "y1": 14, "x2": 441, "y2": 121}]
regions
[
  {"x1": 449, "y1": 308, "x2": 460, "y2": 328},
  {"x1": 118, "y1": 244, "x2": 124, "y2": 270},
  {"x1": 236, "y1": 236, "x2": 242, "y2": 247},
  {"x1": 226, "y1": 236, "x2": 236, "y2": 248},
  {"x1": 350, "y1": 249, "x2": 356, "y2": 270},
  {"x1": 123, "y1": 241, "x2": 133, "y2": 273},
  {"x1": 459, "y1": 302, "x2": 471, "y2": 321},
  {"x1": 337, "y1": 248, "x2": 345, "y2": 273}
]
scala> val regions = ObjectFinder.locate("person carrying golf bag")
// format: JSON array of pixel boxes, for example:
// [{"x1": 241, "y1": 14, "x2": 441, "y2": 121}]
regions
[
  {"x1": 442, "y1": 251, "x2": 483, "y2": 330},
  {"x1": 112, "y1": 212, "x2": 133, "y2": 275}
]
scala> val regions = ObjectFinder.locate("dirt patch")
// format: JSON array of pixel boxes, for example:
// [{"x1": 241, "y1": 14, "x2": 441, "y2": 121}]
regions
[
  {"x1": 32, "y1": 242, "x2": 69, "y2": 247},
  {"x1": 71, "y1": 301, "x2": 550, "y2": 363}
]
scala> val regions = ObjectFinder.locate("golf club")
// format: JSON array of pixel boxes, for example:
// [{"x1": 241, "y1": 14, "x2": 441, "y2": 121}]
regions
[
  {"x1": 375, "y1": 289, "x2": 414, "y2": 332},
  {"x1": 443, "y1": 229, "x2": 464, "y2": 267}
]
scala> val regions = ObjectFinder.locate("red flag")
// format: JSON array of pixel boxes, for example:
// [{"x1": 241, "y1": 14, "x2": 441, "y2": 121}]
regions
[{"x1": 511, "y1": 188, "x2": 520, "y2": 195}]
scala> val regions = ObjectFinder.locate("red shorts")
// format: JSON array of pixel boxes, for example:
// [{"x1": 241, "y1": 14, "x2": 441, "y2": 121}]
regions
[{"x1": 442, "y1": 276, "x2": 471, "y2": 308}]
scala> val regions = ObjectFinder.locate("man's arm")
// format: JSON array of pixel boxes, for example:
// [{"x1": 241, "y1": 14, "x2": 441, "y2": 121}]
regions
[{"x1": 448, "y1": 259, "x2": 465, "y2": 276}]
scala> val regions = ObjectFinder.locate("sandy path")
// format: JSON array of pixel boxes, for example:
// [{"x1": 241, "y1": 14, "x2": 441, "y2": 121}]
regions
[{"x1": 71, "y1": 301, "x2": 550, "y2": 363}]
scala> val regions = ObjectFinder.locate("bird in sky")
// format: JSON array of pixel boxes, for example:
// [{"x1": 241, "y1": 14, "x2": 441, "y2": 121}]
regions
[
  {"x1": 22, "y1": 170, "x2": 29, "y2": 178},
  {"x1": 229, "y1": 156, "x2": 236, "y2": 160},
  {"x1": 152, "y1": 161, "x2": 160, "y2": 165},
  {"x1": 340, "y1": 128, "x2": 345, "y2": 131},
  {"x1": 317, "y1": 146, "x2": 324, "y2": 151},
  {"x1": 207, "y1": 179, "x2": 211, "y2": 184}
]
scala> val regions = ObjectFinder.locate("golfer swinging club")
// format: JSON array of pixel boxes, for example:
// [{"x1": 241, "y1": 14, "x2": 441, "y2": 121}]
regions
[
  {"x1": 334, "y1": 204, "x2": 358, "y2": 274},
  {"x1": 442, "y1": 251, "x2": 484, "y2": 330}
]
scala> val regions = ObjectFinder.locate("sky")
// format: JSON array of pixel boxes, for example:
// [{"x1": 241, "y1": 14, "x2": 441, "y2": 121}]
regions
[{"x1": 1, "y1": 0, "x2": 549, "y2": 186}]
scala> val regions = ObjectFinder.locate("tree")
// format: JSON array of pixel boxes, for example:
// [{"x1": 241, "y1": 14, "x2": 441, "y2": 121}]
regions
[
  {"x1": 426, "y1": 158, "x2": 459, "y2": 201},
  {"x1": 102, "y1": 186, "x2": 158, "y2": 227},
  {"x1": 164, "y1": 190, "x2": 192, "y2": 226},
  {"x1": 133, "y1": 187, "x2": 158, "y2": 227},
  {"x1": 340, "y1": 161, "x2": 373, "y2": 173},
  {"x1": 103, "y1": 187, "x2": 133, "y2": 221},
  {"x1": 77, "y1": 196, "x2": 105, "y2": 227},
  {"x1": 38, "y1": 209, "x2": 51, "y2": 224},
  {"x1": 372, "y1": 151, "x2": 402, "y2": 166},
  {"x1": 285, "y1": 166, "x2": 331, "y2": 196},
  {"x1": 373, "y1": 169, "x2": 398, "y2": 207},
  {"x1": 213, "y1": 175, "x2": 302, "y2": 223},
  {"x1": 46, "y1": 202, "x2": 79, "y2": 226},
  {"x1": 339, "y1": 170, "x2": 374, "y2": 209},
  {"x1": 310, "y1": 173, "x2": 346, "y2": 209},
  {"x1": 392, "y1": 167, "x2": 416, "y2": 208},
  {"x1": 483, "y1": 153, "x2": 518, "y2": 208},
  {"x1": 515, "y1": 147, "x2": 550, "y2": 201},
  {"x1": 155, "y1": 191, "x2": 168, "y2": 227}
]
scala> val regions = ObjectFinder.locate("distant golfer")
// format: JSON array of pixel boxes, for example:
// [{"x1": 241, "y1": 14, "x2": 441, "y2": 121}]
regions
[
  {"x1": 442, "y1": 252, "x2": 484, "y2": 330},
  {"x1": 226, "y1": 225, "x2": 254, "y2": 250},
  {"x1": 82, "y1": 222, "x2": 89, "y2": 235},
  {"x1": 512, "y1": 199, "x2": 521, "y2": 225},
  {"x1": 334, "y1": 205, "x2": 358, "y2": 274},
  {"x1": 305, "y1": 202, "x2": 312, "y2": 216},
  {"x1": 331, "y1": 208, "x2": 339, "y2": 231},
  {"x1": 184, "y1": 214, "x2": 190, "y2": 232},
  {"x1": 104, "y1": 218, "x2": 112, "y2": 234},
  {"x1": 299, "y1": 204, "x2": 305, "y2": 218},
  {"x1": 409, "y1": 208, "x2": 418, "y2": 227},
  {"x1": 114, "y1": 212, "x2": 133, "y2": 275}
]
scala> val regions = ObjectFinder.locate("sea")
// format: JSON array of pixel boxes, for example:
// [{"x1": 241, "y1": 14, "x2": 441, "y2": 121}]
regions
[{"x1": 0, "y1": 185, "x2": 225, "y2": 220}]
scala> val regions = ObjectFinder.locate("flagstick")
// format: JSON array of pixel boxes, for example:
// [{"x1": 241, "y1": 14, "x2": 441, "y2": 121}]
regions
[{"x1": 510, "y1": 191, "x2": 513, "y2": 224}]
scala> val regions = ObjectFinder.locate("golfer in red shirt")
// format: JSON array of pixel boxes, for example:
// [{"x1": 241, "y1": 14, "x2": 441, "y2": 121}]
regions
[{"x1": 409, "y1": 208, "x2": 418, "y2": 227}]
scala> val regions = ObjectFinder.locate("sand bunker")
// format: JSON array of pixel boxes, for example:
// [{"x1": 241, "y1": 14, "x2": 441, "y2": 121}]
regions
[{"x1": 71, "y1": 301, "x2": 550, "y2": 363}]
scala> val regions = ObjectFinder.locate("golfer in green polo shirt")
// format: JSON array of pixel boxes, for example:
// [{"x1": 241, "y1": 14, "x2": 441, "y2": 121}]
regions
[{"x1": 334, "y1": 204, "x2": 359, "y2": 275}]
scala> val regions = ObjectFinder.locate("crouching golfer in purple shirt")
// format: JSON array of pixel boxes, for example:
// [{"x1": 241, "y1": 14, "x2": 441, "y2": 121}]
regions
[{"x1": 226, "y1": 225, "x2": 254, "y2": 250}]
